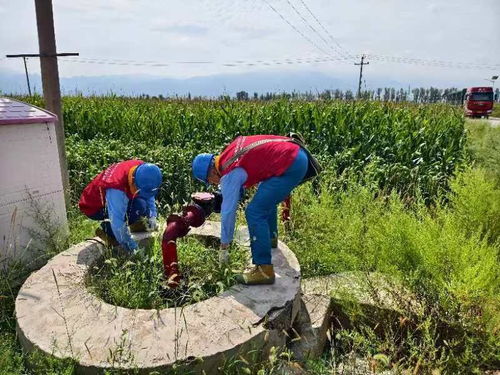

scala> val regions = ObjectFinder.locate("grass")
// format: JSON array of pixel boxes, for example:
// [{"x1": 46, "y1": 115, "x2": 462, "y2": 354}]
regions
[
  {"x1": 86, "y1": 236, "x2": 249, "y2": 309},
  {"x1": 491, "y1": 105, "x2": 500, "y2": 118},
  {"x1": 465, "y1": 119, "x2": 500, "y2": 186},
  {"x1": 0, "y1": 98, "x2": 498, "y2": 374}
]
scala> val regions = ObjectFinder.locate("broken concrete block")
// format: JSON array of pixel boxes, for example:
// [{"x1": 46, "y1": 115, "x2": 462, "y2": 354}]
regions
[
  {"x1": 289, "y1": 293, "x2": 333, "y2": 360},
  {"x1": 302, "y1": 272, "x2": 422, "y2": 332}
]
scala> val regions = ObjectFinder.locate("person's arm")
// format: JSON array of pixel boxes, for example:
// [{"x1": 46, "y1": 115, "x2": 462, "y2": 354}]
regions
[
  {"x1": 146, "y1": 195, "x2": 157, "y2": 218},
  {"x1": 220, "y1": 168, "x2": 248, "y2": 246},
  {"x1": 106, "y1": 189, "x2": 138, "y2": 252},
  {"x1": 146, "y1": 195, "x2": 158, "y2": 231}
]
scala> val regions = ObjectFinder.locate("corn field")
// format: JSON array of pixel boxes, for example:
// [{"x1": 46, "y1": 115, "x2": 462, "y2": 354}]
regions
[{"x1": 22, "y1": 95, "x2": 467, "y2": 210}]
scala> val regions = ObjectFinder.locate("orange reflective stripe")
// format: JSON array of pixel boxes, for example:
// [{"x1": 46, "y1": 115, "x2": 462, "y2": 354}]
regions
[
  {"x1": 214, "y1": 155, "x2": 221, "y2": 174},
  {"x1": 128, "y1": 166, "x2": 138, "y2": 196}
]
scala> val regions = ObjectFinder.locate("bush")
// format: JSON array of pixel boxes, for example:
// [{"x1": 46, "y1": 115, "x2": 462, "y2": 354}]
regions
[{"x1": 285, "y1": 169, "x2": 500, "y2": 372}]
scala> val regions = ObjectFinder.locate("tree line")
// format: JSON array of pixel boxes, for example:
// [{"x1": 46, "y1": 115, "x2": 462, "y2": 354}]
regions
[
  {"x1": 233, "y1": 87, "x2": 500, "y2": 103},
  {"x1": 137, "y1": 87, "x2": 500, "y2": 104}
]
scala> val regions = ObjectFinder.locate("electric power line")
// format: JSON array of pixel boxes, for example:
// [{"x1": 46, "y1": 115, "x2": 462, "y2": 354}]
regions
[
  {"x1": 257, "y1": 1, "x2": 499, "y2": 72},
  {"x1": 282, "y1": 0, "x2": 350, "y2": 60},
  {"x1": 259, "y1": 0, "x2": 338, "y2": 59},
  {"x1": 58, "y1": 54, "x2": 500, "y2": 71},
  {"x1": 6, "y1": 52, "x2": 79, "y2": 96},
  {"x1": 271, "y1": 1, "x2": 499, "y2": 71},
  {"x1": 60, "y1": 55, "x2": 350, "y2": 68},
  {"x1": 365, "y1": 54, "x2": 500, "y2": 70},
  {"x1": 297, "y1": 0, "x2": 353, "y2": 58}
]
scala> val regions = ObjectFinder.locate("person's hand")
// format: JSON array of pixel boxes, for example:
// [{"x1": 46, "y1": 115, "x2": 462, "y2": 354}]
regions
[
  {"x1": 146, "y1": 217, "x2": 158, "y2": 232},
  {"x1": 219, "y1": 242, "x2": 230, "y2": 264}
]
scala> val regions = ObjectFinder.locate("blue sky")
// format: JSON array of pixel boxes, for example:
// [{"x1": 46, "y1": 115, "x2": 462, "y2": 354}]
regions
[{"x1": 1, "y1": 0, "x2": 499, "y2": 92}]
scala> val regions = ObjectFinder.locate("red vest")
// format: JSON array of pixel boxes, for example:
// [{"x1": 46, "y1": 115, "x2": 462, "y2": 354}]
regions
[
  {"x1": 218, "y1": 135, "x2": 299, "y2": 188},
  {"x1": 78, "y1": 160, "x2": 144, "y2": 216}
]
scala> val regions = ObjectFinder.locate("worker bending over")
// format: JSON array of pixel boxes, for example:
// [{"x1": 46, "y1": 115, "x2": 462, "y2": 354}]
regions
[
  {"x1": 79, "y1": 160, "x2": 162, "y2": 253},
  {"x1": 192, "y1": 135, "x2": 311, "y2": 285}
]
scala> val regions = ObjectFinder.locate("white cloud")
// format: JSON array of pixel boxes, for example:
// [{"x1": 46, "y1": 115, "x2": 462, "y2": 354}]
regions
[
  {"x1": 149, "y1": 21, "x2": 208, "y2": 36},
  {"x1": 0, "y1": 0, "x2": 498, "y2": 87}
]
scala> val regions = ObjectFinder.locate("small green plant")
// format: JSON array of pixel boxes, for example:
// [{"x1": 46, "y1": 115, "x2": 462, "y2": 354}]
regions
[{"x1": 87, "y1": 236, "x2": 248, "y2": 309}]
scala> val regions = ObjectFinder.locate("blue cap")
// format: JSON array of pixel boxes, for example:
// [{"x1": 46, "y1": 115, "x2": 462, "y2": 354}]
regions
[
  {"x1": 134, "y1": 163, "x2": 162, "y2": 198},
  {"x1": 192, "y1": 153, "x2": 214, "y2": 184}
]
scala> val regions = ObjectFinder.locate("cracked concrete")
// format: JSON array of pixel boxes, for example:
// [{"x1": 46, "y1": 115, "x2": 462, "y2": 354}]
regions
[
  {"x1": 302, "y1": 272, "x2": 422, "y2": 320},
  {"x1": 16, "y1": 221, "x2": 302, "y2": 374},
  {"x1": 289, "y1": 294, "x2": 333, "y2": 361}
]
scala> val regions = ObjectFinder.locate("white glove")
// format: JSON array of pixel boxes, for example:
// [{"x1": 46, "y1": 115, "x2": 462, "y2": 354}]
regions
[
  {"x1": 146, "y1": 217, "x2": 158, "y2": 232},
  {"x1": 219, "y1": 249, "x2": 229, "y2": 264}
]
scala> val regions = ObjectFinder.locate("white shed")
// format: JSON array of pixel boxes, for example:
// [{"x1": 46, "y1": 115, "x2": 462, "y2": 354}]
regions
[{"x1": 0, "y1": 97, "x2": 67, "y2": 269}]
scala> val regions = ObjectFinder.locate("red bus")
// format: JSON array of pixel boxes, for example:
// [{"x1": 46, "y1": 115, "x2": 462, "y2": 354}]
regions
[{"x1": 464, "y1": 87, "x2": 494, "y2": 118}]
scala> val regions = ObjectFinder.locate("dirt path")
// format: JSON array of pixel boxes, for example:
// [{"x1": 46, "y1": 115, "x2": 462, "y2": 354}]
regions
[
  {"x1": 468, "y1": 117, "x2": 500, "y2": 128},
  {"x1": 487, "y1": 117, "x2": 500, "y2": 128}
]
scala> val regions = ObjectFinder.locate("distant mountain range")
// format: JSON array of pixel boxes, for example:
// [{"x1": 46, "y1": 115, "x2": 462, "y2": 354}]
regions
[{"x1": 0, "y1": 69, "x2": 454, "y2": 97}]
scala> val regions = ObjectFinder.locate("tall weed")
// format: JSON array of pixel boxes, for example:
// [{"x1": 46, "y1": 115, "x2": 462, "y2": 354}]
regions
[{"x1": 286, "y1": 169, "x2": 500, "y2": 372}]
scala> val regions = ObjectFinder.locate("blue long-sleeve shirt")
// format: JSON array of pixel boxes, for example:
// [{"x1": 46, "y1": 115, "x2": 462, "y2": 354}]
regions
[
  {"x1": 220, "y1": 168, "x2": 248, "y2": 244},
  {"x1": 105, "y1": 189, "x2": 157, "y2": 251},
  {"x1": 147, "y1": 194, "x2": 158, "y2": 218}
]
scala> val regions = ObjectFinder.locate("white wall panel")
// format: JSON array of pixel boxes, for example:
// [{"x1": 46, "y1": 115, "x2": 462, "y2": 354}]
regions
[{"x1": 0, "y1": 121, "x2": 67, "y2": 267}]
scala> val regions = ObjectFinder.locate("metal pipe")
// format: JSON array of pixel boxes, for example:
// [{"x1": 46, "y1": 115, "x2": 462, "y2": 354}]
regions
[
  {"x1": 161, "y1": 214, "x2": 190, "y2": 287},
  {"x1": 161, "y1": 193, "x2": 218, "y2": 288},
  {"x1": 162, "y1": 240, "x2": 180, "y2": 286},
  {"x1": 282, "y1": 195, "x2": 291, "y2": 223}
]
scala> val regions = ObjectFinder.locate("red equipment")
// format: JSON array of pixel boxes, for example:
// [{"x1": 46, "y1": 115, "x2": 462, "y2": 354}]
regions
[
  {"x1": 161, "y1": 191, "x2": 292, "y2": 288},
  {"x1": 464, "y1": 87, "x2": 494, "y2": 118},
  {"x1": 161, "y1": 192, "x2": 220, "y2": 287},
  {"x1": 282, "y1": 196, "x2": 291, "y2": 222}
]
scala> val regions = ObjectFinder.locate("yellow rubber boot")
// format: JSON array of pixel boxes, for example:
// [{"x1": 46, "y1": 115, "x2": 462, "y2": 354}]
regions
[{"x1": 236, "y1": 265, "x2": 275, "y2": 285}]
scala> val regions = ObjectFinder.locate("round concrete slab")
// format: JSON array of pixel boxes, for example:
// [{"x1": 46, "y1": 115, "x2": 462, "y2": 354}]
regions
[{"x1": 15, "y1": 222, "x2": 301, "y2": 374}]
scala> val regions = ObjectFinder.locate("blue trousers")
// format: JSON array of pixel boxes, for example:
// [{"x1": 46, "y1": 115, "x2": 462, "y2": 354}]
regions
[
  {"x1": 245, "y1": 148, "x2": 308, "y2": 265},
  {"x1": 88, "y1": 197, "x2": 148, "y2": 240}
]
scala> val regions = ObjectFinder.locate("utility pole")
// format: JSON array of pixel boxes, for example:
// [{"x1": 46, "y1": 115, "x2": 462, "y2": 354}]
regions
[
  {"x1": 5, "y1": 55, "x2": 35, "y2": 96},
  {"x1": 354, "y1": 54, "x2": 369, "y2": 99},
  {"x1": 22, "y1": 57, "x2": 31, "y2": 96},
  {"x1": 7, "y1": 53, "x2": 78, "y2": 97},
  {"x1": 33, "y1": 0, "x2": 78, "y2": 201}
]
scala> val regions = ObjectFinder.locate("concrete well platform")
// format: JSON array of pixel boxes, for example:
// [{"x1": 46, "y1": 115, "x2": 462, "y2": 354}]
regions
[{"x1": 15, "y1": 221, "x2": 302, "y2": 374}]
